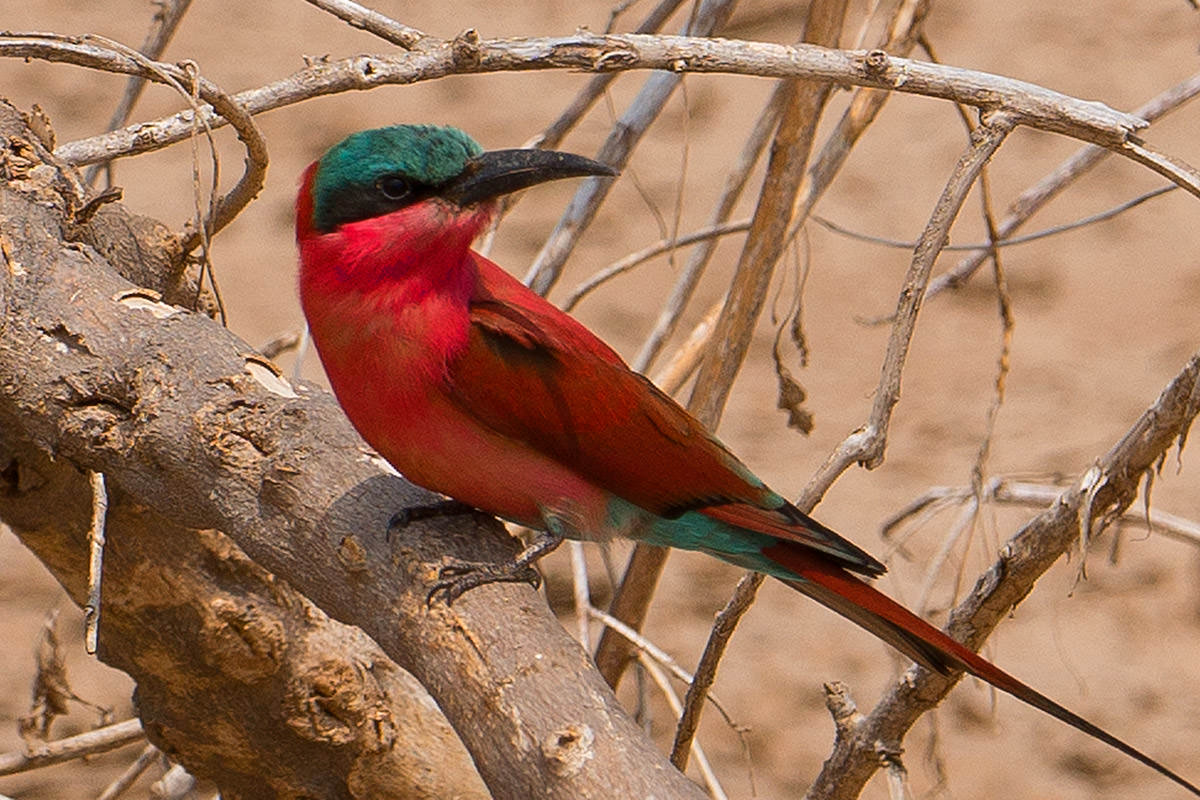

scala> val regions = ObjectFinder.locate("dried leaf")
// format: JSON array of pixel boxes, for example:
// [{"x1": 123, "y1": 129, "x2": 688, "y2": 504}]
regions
[
  {"x1": 18, "y1": 610, "x2": 113, "y2": 748},
  {"x1": 19, "y1": 611, "x2": 73, "y2": 746},
  {"x1": 774, "y1": 353, "x2": 814, "y2": 434}
]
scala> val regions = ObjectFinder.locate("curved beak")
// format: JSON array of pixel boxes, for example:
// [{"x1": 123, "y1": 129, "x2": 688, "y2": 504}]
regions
[{"x1": 440, "y1": 148, "x2": 618, "y2": 207}]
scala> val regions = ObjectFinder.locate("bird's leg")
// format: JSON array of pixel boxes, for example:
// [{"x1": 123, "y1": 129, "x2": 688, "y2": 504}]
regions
[
  {"x1": 387, "y1": 500, "x2": 489, "y2": 542},
  {"x1": 427, "y1": 530, "x2": 565, "y2": 606}
]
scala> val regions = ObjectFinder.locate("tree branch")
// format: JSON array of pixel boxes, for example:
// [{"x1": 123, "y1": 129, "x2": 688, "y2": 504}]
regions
[
  {"x1": 37, "y1": 32, "x2": 1150, "y2": 168},
  {"x1": 804, "y1": 349, "x2": 1200, "y2": 799}
]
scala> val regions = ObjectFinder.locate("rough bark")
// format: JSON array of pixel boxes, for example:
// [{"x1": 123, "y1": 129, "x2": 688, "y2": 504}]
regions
[{"x1": 0, "y1": 100, "x2": 703, "y2": 800}]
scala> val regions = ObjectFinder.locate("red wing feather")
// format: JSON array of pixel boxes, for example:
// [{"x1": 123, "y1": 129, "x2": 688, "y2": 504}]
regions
[{"x1": 445, "y1": 255, "x2": 774, "y2": 518}]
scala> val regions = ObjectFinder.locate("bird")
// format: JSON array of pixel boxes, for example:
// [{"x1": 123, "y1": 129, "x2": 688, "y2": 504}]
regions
[{"x1": 296, "y1": 123, "x2": 1198, "y2": 795}]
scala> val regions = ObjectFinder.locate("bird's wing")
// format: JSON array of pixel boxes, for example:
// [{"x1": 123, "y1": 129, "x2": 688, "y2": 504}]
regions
[
  {"x1": 451, "y1": 256, "x2": 764, "y2": 517},
  {"x1": 445, "y1": 255, "x2": 881, "y2": 573}
]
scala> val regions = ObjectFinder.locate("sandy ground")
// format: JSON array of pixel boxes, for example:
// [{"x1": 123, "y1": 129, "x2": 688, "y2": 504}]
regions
[{"x1": 2, "y1": 1, "x2": 1200, "y2": 798}]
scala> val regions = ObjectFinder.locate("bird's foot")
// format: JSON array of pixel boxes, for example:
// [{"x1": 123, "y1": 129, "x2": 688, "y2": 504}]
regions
[
  {"x1": 387, "y1": 500, "x2": 486, "y2": 541},
  {"x1": 427, "y1": 531, "x2": 564, "y2": 606}
]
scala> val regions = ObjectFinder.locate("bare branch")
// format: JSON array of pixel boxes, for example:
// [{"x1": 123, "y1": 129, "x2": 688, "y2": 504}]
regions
[
  {"x1": 96, "y1": 744, "x2": 161, "y2": 800},
  {"x1": 84, "y1": 0, "x2": 193, "y2": 187},
  {"x1": 83, "y1": 470, "x2": 108, "y2": 655},
  {"x1": 301, "y1": 0, "x2": 431, "y2": 50},
  {"x1": 801, "y1": 114, "x2": 1016, "y2": 506},
  {"x1": 524, "y1": 0, "x2": 738, "y2": 295},
  {"x1": 812, "y1": 185, "x2": 1177, "y2": 254},
  {"x1": 632, "y1": 86, "x2": 784, "y2": 372},
  {"x1": 670, "y1": 571, "x2": 765, "y2": 768},
  {"x1": 0, "y1": 720, "x2": 145, "y2": 776},
  {"x1": 39, "y1": 32, "x2": 1153, "y2": 168},
  {"x1": 885, "y1": 477, "x2": 1200, "y2": 550},
  {"x1": 804, "y1": 349, "x2": 1200, "y2": 799},
  {"x1": 563, "y1": 218, "x2": 751, "y2": 311},
  {"x1": 640, "y1": 653, "x2": 728, "y2": 799},
  {"x1": 931, "y1": 70, "x2": 1200, "y2": 299},
  {"x1": 1120, "y1": 135, "x2": 1200, "y2": 198}
]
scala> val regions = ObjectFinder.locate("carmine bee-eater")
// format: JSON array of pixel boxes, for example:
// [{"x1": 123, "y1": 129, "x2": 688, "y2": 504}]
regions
[{"x1": 296, "y1": 124, "x2": 1197, "y2": 794}]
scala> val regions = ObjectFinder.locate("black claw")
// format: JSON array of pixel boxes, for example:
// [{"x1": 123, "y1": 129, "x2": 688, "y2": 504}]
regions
[
  {"x1": 426, "y1": 558, "x2": 543, "y2": 606},
  {"x1": 387, "y1": 500, "x2": 481, "y2": 542}
]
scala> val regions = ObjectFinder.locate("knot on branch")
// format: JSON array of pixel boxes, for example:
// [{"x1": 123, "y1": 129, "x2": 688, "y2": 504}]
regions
[
  {"x1": 823, "y1": 681, "x2": 865, "y2": 740},
  {"x1": 541, "y1": 723, "x2": 595, "y2": 777},
  {"x1": 451, "y1": 29, "x2": 481, "y2": 67},
  {"x1": 593, "y1": 47, "x2": 637, "y2": 71},
  {"x1": 205, "y1": 597, "x2": 286, "y2": 682},
  {"x1": 860, "y1": 49, "x2": 889, "y2": 75}
]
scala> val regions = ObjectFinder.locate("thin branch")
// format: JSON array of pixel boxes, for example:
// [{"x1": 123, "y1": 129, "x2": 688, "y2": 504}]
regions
[
  {"x1": 524, "y1": 0, "x2": 738, "y2": 296},
  {"x1": 84, "y1": 0, "x2": 193, "y2": 187},
  {"x1": 639, "y1": 653, "x2": 729, "y2": 800},
  {"x1": 84, "y1": 470, "x2": 108, "y2": 656},
  {"x1": 568, "y1": 540, "x2": 592, "y2": 648},
  {"x1": 0, "y1": 719, "x2": 145, "y2": 776},
  {"x1": 96, "y1": 744, "x2": 161, "y2": 800},
  {"x1": 930, "y1": 70, "x2": 1200, "y2": 299},
  {"x1": 801, "y1": 114, "x2": 1016, "y2": 507},
  {"x1": 885, "y1": 477, "x2": 1200, "y2": 549},
  {"x1": 563, "y1": 219, "x2": 751, "y2": 311},
  {"x1": 632, "y1": 85, "x2": 784, "y2": 372},
  {"x1": 301, "y1": 0, "x2": 431, "y2": 50},
  {"x1": 813, "y1": 184, "x2": 1176, "y2": 253},
  {"x1": 669, "y1": 571, "x2": 765, "y2": 768},
  {"x1": 1120, "y1": 135, "x2": 1200, "y2": 199},
  {"x1": 39, "y1": 33, "x2": 1152, "y2": 168},
  {"x1": 589, "y1": 604, "x2": 740, "y2": 728},
  {"x1": 804, "y1": 350, "x2": 1200, "y2": 799}
]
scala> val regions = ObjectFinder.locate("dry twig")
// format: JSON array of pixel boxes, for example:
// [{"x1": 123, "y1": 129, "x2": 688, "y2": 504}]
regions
[
  {"x1": 84, "y1": 470, "x2": 108, "y2": 655},
  {"x1": 0, "y1": 719, "x2": 144, "y2": 776},
  {"x1": 40, "y1": 33, "x2": 1155, "y2": 167},
  {"x1": 804, "y1": 350, "x2": 1200, "y2": 799}
]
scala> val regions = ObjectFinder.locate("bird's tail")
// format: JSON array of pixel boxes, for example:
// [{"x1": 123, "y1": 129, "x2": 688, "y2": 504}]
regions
[{"x1": 760, "y1": 540, "x2": 1200, "y2": 796}]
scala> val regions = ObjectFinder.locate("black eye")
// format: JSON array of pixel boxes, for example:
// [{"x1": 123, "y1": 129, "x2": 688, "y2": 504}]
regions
[{"x1": 376, "y1": 175, "x2": 412, "y2": 201}]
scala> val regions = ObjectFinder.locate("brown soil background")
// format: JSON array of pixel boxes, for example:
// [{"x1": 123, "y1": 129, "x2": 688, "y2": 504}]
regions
[{"x1": 2, "y1": 1, "x2": 1200, "y2": 798}]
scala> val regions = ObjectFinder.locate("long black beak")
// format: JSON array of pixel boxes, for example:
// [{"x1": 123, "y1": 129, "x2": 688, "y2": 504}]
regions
[{"x1": 440, "y1": 148, "x2": 618, "y2": 207}]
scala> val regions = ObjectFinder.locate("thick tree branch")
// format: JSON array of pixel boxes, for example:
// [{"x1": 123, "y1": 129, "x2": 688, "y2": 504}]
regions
[
  {"x1": 0, "y1": 444, "x2": 489, "y2": 800},
  {"x1": 0, "y1": 102, "x2": 704, "y2": 800}
]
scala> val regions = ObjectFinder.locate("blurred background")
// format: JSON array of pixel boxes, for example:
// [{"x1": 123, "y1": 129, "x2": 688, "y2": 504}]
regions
[{"x1": 2, "y1": 1, "x2": 1200, "y2": 797}]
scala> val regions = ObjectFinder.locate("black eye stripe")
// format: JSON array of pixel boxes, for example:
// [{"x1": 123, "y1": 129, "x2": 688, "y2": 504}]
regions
[{"x1": 313, "y1": 174, "x2": 434, "y2": 233}]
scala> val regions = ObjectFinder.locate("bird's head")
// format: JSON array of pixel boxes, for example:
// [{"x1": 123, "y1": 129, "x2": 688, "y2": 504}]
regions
[{"x1": 298, "y1": 124, "x2": 616, "y2": 243}]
